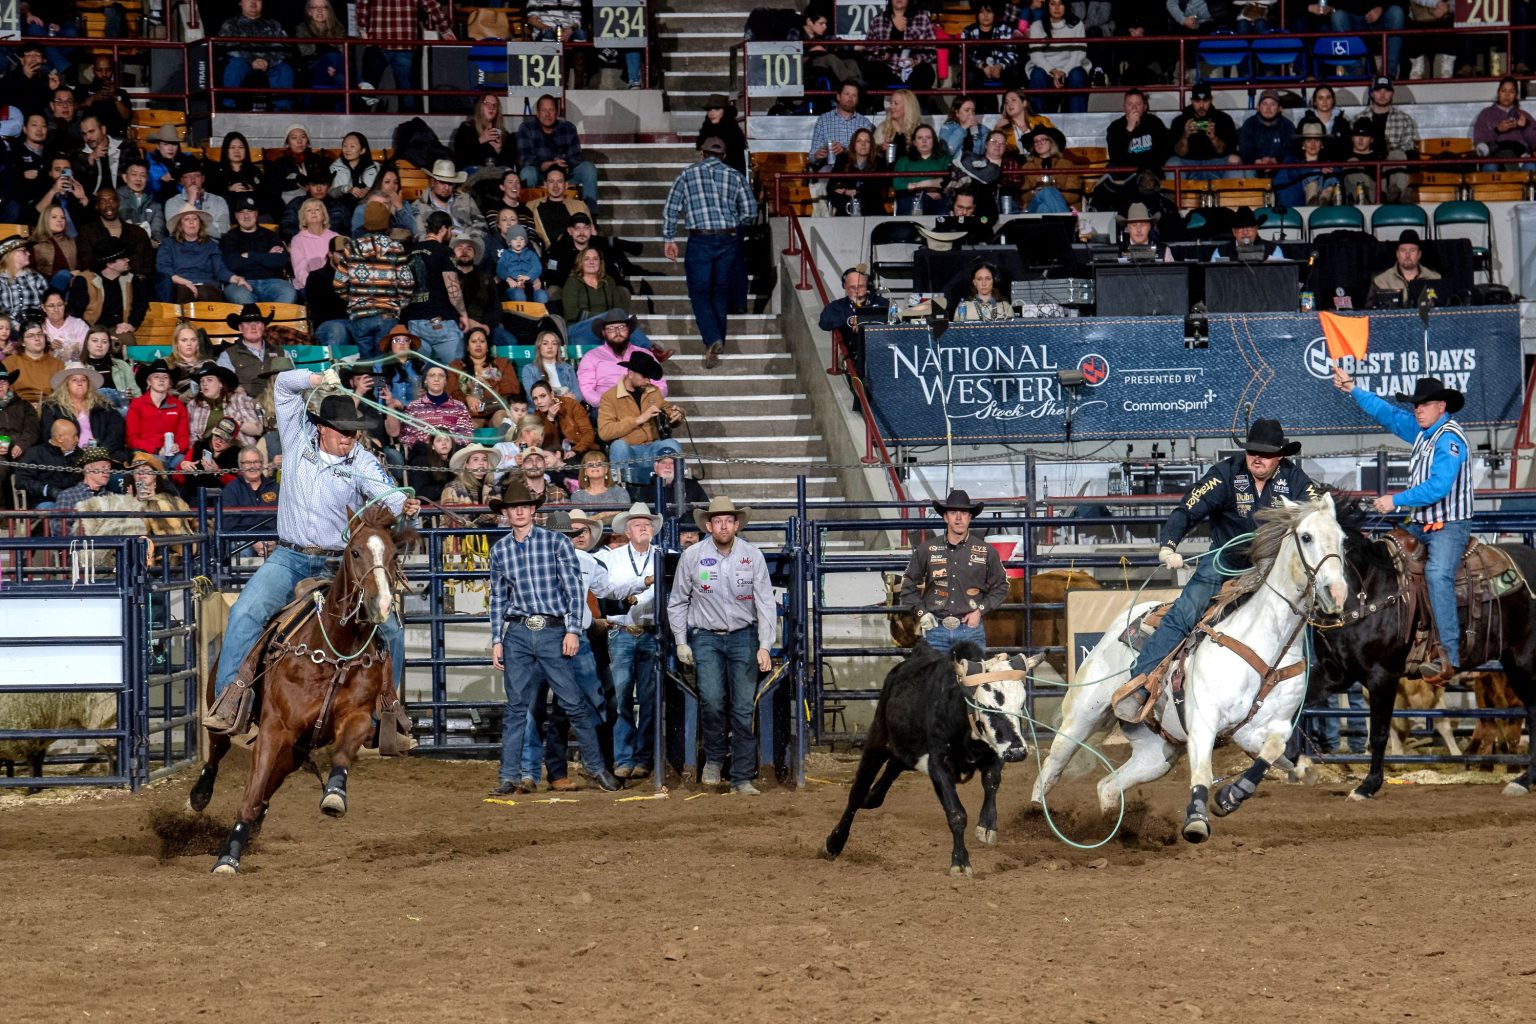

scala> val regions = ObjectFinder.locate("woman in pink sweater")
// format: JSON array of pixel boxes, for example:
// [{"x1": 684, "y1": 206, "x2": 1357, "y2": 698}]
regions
[{"x1": 289, "y1": 198, "x2": 340, "y2": 293}]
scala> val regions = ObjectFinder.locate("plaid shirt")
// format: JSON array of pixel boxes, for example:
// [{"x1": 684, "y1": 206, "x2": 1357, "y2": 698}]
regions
[
  {"x1": 356, "y1": 0, "x2": 452, "y2": 42},
  {"x1": 661, "y1": 157, "x2": 756, "y2": 240},
  {"x1": 1378, "y1": 106, "x2": 1421, "y2": 155},
  {"x1": 337, "y1": 233, "x2": 414, "y2": 319},
  {"x1": 400, "y1": 394, "x2": 474, "y2": 449},
  {"x1": 0, "y1": 270, "x2": 48, "y2": 321},
  {"x1": 187, "y1": 389, "x2": 263, "y2": 442},
  {"x1": 488, "y1": 525, "x2": 585, "y2": 640},
  {"x1": 961, "y1": 23, "x2": 1019, "y2": 72},
  {"x1": 515, "y1": 118, "x2": 585, "y2": 172},
  {"x1": 808, "y1": 109, "x2": 874, "y2": 168},
  {"x1": 217, "y1": 15, "x2": 291, "y2": 65},
  {"x1": 866, "y1": 10, "x2": 937, "y2": 73}
]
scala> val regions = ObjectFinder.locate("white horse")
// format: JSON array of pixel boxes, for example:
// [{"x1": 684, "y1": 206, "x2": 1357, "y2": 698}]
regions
[{"x1": 1031, "y1": 494, "x2": 1349, "y2": 843}]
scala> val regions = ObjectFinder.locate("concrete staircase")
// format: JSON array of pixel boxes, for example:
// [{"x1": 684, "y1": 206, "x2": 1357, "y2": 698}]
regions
[{"x1": 586, "y1": 9, "x2": 843, "y2": 504}]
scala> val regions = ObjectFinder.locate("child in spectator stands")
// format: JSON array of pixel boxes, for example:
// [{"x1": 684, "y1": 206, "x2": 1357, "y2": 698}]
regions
[
  {"x1": 496, "y1": 225, "x2": 548, "y2": 303},
  {"x1": 1342, "y1": 116, "x2": 1383, "y2": 204}
]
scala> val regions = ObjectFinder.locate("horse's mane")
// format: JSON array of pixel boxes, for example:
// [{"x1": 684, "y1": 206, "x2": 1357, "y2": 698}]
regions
[{"x1": 1237, "y1": 494, "x2": 1333, "y2": 591}]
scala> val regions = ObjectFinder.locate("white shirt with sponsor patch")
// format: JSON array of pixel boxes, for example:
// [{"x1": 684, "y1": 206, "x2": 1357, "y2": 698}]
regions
[{"x1": 667, "y1": 537, "x2": 776, "y2": 649}]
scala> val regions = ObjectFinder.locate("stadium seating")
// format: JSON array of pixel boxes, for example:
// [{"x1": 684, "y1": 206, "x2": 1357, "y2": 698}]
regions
[{"x1": 1370, "y1": 203, "x2": 1430, "y2": 241}]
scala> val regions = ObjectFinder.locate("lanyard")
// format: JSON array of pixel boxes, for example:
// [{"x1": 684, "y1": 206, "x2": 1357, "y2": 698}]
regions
[{"x1": 626, "y1": 544, "x2": 650, "y2": 578}]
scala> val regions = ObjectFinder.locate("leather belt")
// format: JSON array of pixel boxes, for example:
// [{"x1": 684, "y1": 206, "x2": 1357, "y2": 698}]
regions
[
  {"x1": 689, "y1": 228, "x2": 734, "y2": 236},
  {"x1": 692, "y1": 625, "x2": 752, "y2": 635},
  {"x1": 278, "y1": 539, "x2": 341, "y2": 557},
  {"x1": 509, "y1": 614, "x2": 565, "y2": 631}
]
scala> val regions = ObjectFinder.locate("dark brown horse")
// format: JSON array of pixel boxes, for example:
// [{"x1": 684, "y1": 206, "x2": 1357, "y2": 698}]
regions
[{"x1": 188, "y1": 506, "x2": 415, "y2": 874}]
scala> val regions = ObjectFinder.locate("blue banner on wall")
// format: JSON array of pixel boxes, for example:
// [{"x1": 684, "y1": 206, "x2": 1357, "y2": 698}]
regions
[{"x1": 864, "y1": 308, "x2": 1524, "y2": 445}]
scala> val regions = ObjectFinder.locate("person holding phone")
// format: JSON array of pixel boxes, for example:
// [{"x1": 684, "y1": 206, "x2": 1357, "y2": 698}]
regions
[
  {"x1": 1473, "y1": 76, "x2": 1536, "y2": 171},
  {"x1": 1167, "y1": 83, "x2": 1241, "y2": 181}
]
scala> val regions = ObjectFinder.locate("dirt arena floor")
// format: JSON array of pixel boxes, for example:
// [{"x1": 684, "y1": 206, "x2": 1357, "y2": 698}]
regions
[{"x1": 2, "y1": 749, "x2": 1533, "y2": 1024}]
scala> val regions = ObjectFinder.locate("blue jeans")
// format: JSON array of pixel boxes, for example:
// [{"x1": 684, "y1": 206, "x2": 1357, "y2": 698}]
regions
[
  {"x1": 517, "y1": 161, "x2": 601, "y2": 216},
  {"x1": 408, "y1": 318, "x2": 465, "y2": 364},
  {"x1": 506, "y1": 286, "x2": 550, "y2": 304},
  {"x1": 221, "y1": 57, "x2": 297, "y2": 110},
  {"x1": 362, "y1": 48, "x2": 419, "y2": 112},
  {"x1": 498, "y1": 620, "x2": 606, "y2": 783},
  {"x1": 25, "y1": 21, "x2": 84, "y2": 73},
  {"x1": 224, "y1": 277, "x2": 298, "y2": 304},
  {"x1": 1027, "y1": 65, "x2": 1089, "y2": 113},
  {"x1": 1166, "y1": 155, "x2": 1241, "y2": 182},
  {"x1": 1131, "y1": 558, "x2": 1224, "y2": 679},
  {"x1": 214, "y1": 544, "x2": 405, "y2": 694},
  {"x1": 692, "y1": 626, "x2": 758, "y2": 783},
  {"x1": 1330, "y1": 7, "x2": 1405, "y2": 78},
  {"x1": 1406, "y1": 519, "x2": 1472, "y2": 667},
  {"x1": 683, "y1": 233, "x2": 738, "y2": 348},
  {"x1": 608, "y1": 437, "x2": 681, "y2": 486},
  {"x1": 1027, "y1": 186, "x2": 1070, "y2": 214},
  {"x1": 609, "y1": 628, "x2": 659, "y2": 771},
  {"x1": 308, "y1": 53, "x2": 345, "y2": 111},
  {"x1": 924, "y1": 621, "x2": 987, "y2": 656},
  {"x1": 570, "y1": 315, "x2": 653, "y2": 350},
  {"x1": 520, "y1": 633, "x2": 603, "y2": 780}
]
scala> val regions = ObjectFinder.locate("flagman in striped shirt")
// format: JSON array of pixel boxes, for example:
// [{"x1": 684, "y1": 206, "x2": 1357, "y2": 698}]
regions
[
  {"x1": 1333, "y1": 368, "x2": 1473, "y2": 682},
  {"x1": 661, "y1": 136, "x2": 756, "y2": 370},
  {"x1": 486, "y1": 475, "x2": 623, "y2": 794}
]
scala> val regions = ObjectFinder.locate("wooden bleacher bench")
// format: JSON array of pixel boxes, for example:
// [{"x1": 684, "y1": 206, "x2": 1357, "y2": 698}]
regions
[{"x1": 1422, "y1": 137, "x2": 1474, "y2": 157}]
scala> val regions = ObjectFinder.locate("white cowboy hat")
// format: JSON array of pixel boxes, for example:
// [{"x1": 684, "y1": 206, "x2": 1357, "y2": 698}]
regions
[
  {"x1": 449, "y1": 443, "x2": 497, "y2": 474},
  {"x1": 427, "y1": 159, "x2": 467, "y2": 184},
  {"x1": 564, "y1": 508, "x2": 605, "y2": 552},
  {"x1": 612, "y1": 501, "x2": 660, "y2": 537},
  {"x1": 50, "y1": 362, "x2": 105, "y2": 391},
  {"x1": 916, "y1": 226, "x2": 969, "y2": 252}
]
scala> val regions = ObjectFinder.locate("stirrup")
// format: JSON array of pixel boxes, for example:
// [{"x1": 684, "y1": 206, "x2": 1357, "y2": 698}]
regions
[
  {"x1": 1111, "y1": 675, "x2": 1152, "y2": 724},
  {"x1": 204, "y1": 680, "x2": 256, "y2": 736},
  {"x1": 1418, "y1": 659, "x2": 1458, "y2": 685}
]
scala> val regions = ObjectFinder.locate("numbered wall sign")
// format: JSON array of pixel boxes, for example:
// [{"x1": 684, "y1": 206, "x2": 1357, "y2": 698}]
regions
[
  {"x1": 1454, "y1": 0, "x2": 1509, "y2": 25},
  {"x1": 594, "y1": 0, "x2": 647, "y2": 49},
  {"x1": 746, "y1": 41, "x2": 804, "y2": 98},
  {"x1": 506, "y1": 40, "x2": 564, "y2": 105},
  {"x1": 835, "y1": 0, "x2": 883, "y2": 39},
  {"x1": 0, "y1": 0, "x2": 20, "y2": 40}
]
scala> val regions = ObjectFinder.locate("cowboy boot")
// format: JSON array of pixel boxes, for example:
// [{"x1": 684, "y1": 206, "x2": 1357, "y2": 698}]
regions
[{"x1": 1112, "y1": 674, "x2": 1152, "y2": 724}]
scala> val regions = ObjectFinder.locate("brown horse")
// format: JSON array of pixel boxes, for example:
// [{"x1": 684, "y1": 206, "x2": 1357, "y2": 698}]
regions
[{"x1": 188, "y1": 505, "x2": 415, "y2": 875}]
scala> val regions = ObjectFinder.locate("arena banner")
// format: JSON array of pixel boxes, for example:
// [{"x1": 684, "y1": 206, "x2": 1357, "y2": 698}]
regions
[{"x1": 863, "y1": 308, "x2": 1524, "y2": 445}]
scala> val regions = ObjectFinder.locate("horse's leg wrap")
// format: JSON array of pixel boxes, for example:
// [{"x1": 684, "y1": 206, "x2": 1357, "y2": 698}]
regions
[
  {"x1": 1213, "y1": 757, "x2": 1271, "y2": 817},
  {"x1": 1183, "y1": 784, "x2": 1211, "y2": 844},
  {"x1": 321, "y1": 765, "x2": 349, "y2": 817},
  {"x1": 212, "y1": 820, "x2": 253, "y2": 874}
]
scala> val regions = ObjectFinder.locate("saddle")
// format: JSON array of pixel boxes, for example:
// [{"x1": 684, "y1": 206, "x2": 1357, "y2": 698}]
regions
[{"x1": 1379, "y1": 529, "x2": 1532, "y2": 682}]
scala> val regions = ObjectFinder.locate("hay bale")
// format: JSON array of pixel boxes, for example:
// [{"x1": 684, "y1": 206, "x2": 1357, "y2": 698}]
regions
[{"x1": 0, "y1": 691, "x2": 119, "y2": 776}]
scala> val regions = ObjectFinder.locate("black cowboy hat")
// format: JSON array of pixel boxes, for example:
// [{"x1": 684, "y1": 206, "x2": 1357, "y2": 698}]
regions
[
  {"x1": 1396, "y1": 228, "x2": 1424, "y2": 247},
  {"x1": 193, "y1": 360, "x2": 239, "y2": 392},
  {"x1": 933, "y1": 488, "x2": 984, "y2": 515},
  {"x1": 307, "y1": 393, "x2": 381, "y2": 434},
  {"x1": 617, "y1": 350, "x2": 664, "y2": 381},
  {"x1": 1395, "y1": 377, "x2": 1465, "y2": 414},
  {"x1": 133, "y1": 357, "x2": 173, "y2": 390},
  {"x1": 1020, "y1": 123, "x2": 1068, "y2": 152},
  {"x1": 1, "y1": 366, "x2": 20, "y2": 387},
  {"x1": 1229, "y1": 206, "x2": 1259, "y2": 230},
  {"x1": 487, "y1": 475, "x2": 546, "y2": 514},
  {"x1": 1243, "y1": 418, "x2": 1301, "y2": 457},
  {"x1": 225, "y1": 303, "x2": 274, "y2": 330},
  {"x1": 91, "y1": 236, "x2": 131, "y2": 271}
]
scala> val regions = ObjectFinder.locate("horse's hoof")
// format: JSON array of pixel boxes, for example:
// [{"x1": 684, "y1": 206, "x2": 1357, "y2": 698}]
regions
[
  {"x1": 320, "y1": 791, "x2": 347, "y2": 817},
  {"x1": 1347, "y1": 789, "x2": 1371, "y2": 802},
  {"x1": 1502, "y1": 781, "x2": 1531, "y2": 797},
  {"x1": 949, "y1": 864, "x2": 974, "y2": 878},
  {"x1": 820, "y1": 837, "x2": 841, "y2": 861},
  {"x1": 975, "y1": 826, "x2": 997, "y2": 845},
  {"x1": 211, "y1": 859, "x2": 239, "y2": 876},
  {"x1": 1182, "y1": 817, "x2": 1210, "y2": 844}
]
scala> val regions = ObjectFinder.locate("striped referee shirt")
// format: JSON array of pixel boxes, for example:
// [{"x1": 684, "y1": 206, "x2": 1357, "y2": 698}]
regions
[
  {"x1": 1352, "y1": 387, "x2": 1473, "y2": 523},
  {"x1": 488, "y1": 525, "x2": 585, "y2": 640},
  {"x1": 660, "y1": 156, "x2": 756, "y2": 241},
  {"x1": 272, "y1": 369, "x2": 405, "y2": 549}
]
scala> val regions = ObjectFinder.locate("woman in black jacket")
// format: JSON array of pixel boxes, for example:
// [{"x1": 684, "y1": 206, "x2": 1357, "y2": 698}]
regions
[
  {"x1": 694, "y1": 94, "x2": 748, "y2": 174},
  {"x1": 38, "y1": 364, "x2": 129, "y2": 463},
  {"x1": 453, "y1": 93, "x2": 514, "y2": 173}
]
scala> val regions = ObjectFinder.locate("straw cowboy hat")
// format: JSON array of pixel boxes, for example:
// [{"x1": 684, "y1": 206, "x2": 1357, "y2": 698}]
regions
[
  {"x1": 0, "y1": 235, "x2": 29, "y2": 261},
  {"x1": 916, "y1": 225, "x2": 969, "y2": 252},
  {"x1": 563, "y1": 508, "x2": 605, "y2": 552},
  {"x1": 51, "y1": 363, "x2": 105, "y2": 391},
  {"x1": 488, "y1": 475, "x2": 545, "y2": 513},
  {"x1": 932, "y1": 488, "x2": 984, "y2": 516},
  {"x1": 449, "y1": 442, "x2": 498, "y2": 474},
  {"x1": 612, "y1": 501, "x2": 659, "y2": 537},
  {"x1": 147, "y1": 124, "x2": 182, "y2": 145},
  {"x1": 172, "y1": 208, "x2": 215, "y2": 232},
  {"x1": 74, "y1": 445, "x2": 117, "y2": 468},
  {"x1": 693, "y1": 495, "x2": 751, "y2": 532},
  {"x1": 428, "y1": 159, "x2": 467, "y2": 184}
]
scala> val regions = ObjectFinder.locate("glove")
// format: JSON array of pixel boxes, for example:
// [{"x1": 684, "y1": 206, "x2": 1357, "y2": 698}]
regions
[
  {"x1": 1158, "y1": 545, "x2": 1185, "y2": 571},
  {"x1": 916, "y1": 612, "x2": 938, "y2": 636},
  {"x1": 320, "y1": 367, "x2": 343, "y2": 392},
  {"x1": 675, "y1": 643, "x2": 694, "y2": 667}
]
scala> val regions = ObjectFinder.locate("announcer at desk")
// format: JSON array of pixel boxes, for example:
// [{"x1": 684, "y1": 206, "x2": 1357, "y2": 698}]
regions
[{"x1": 1366, "y1": 229, "x2": 1441, "y2": 308}]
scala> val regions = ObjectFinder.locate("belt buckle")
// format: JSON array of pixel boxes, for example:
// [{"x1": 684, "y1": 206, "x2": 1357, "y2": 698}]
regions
[
  {"x1": 941, "y1": 615, "x2": 962, "y2": 630},
  {"x1": 525, "y1": 615, "x2": 546, "y2": 631},
  {"x1": 626, "y1": 625, "x2": 644, "y2": 636}
]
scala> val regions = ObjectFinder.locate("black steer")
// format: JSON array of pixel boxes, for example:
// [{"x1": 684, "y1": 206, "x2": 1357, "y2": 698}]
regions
[{"x1": 822, "y1": 642, "x2": 1041, "y2": 877}]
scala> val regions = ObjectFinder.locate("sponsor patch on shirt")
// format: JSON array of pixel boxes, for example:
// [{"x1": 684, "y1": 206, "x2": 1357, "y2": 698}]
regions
[
  {"x1": 701, "y1": 557, "x2": 717, "y2": 566},
  {"x1": 1449, "y1": 441, "x2": 1461, "y2": 456}
]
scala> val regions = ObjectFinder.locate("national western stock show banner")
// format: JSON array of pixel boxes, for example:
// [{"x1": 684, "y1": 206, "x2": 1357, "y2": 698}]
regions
[{"x1": 863, "y1": 308, "x2": 1523, "y2": 445}]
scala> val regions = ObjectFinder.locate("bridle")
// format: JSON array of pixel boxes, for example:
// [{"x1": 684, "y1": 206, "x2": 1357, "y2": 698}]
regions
[{"x1": 1262, "y1": 514, "x2": 1343, "y2": 622}]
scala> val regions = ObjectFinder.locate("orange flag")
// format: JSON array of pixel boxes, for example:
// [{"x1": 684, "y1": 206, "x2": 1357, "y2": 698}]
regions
[{"x1": 1319, "y1": 311, "x2": 1369, "y2": 362}]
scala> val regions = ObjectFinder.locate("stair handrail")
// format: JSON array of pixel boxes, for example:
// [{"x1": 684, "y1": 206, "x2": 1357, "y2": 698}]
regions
[{"x1": 783, "y1": 208, "x2": 907, "y2": 505}]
